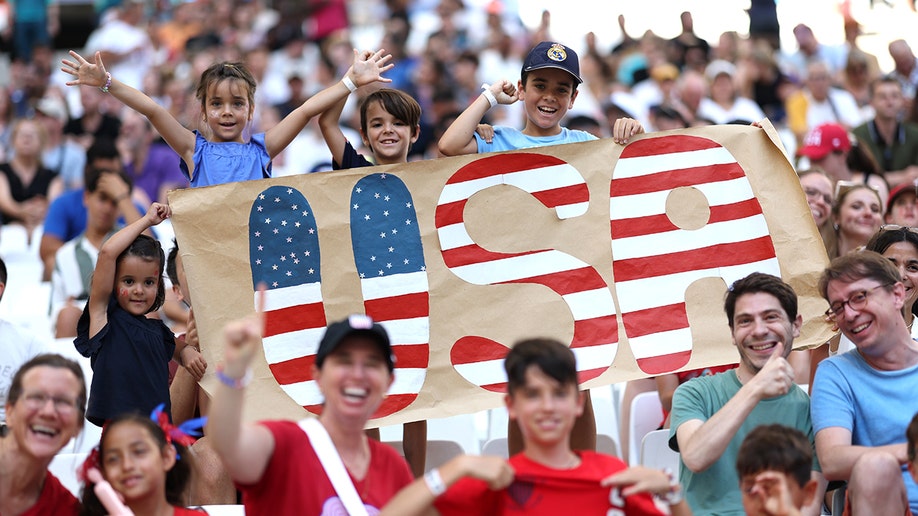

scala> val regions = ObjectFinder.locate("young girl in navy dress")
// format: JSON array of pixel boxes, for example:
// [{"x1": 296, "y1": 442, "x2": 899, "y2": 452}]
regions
[
  {"x1": 75, "y1": 203, "x2": 206, "y2": 426},
  {"x1": 60, "y1": 48, "x2": 393, "y2": 187},
  {"x1": 80, "y1": 410, "x2": 206, "y2": 515}
]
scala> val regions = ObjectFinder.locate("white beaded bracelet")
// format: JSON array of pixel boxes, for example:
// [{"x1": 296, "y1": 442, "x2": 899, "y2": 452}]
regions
[
  {"x1": 424, "y1": 468, "x2": 447, "y2": 496},
  {"x1": 481, "y1": 83, "x2": 497, "y2": 108},
  {"x1": 342, "y1": 76, "x2": 357, "y2": 93}
]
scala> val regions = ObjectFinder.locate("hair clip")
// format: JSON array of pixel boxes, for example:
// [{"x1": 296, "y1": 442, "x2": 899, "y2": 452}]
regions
[
  {"x1": 150, "y1": 403, "x2": 207, "y2": 448},
  {"x1": 78, "y1": 446, "x2": 102, "y2": 483}
]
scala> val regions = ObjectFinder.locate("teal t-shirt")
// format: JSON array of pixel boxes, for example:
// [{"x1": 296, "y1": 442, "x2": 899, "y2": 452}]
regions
[{"x1": 669, "y1": 369, "x2": 818, "y2": 516}]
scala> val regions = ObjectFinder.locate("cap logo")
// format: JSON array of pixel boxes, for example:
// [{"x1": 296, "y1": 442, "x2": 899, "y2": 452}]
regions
[
  {"x1": 348, "y1": 314, "x2": 374, "y2": 329},
  {"x1": 546, "y1": 44, "x2": 568, "y2": 63}
]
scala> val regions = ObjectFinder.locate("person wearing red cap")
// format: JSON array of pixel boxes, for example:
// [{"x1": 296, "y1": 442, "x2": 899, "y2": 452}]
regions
[
  {"x1": 798, "y1": 122, "x2": 889, "y2": 210},
  {"x1": 886, "y1": 181, "x2": 918, "y2": 227}
]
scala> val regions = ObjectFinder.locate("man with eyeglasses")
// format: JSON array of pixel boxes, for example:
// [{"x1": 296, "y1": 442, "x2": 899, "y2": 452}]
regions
[
  {"x1": 812, "y1": 251, "x2": 918, "y2": 515},
  {"x1": 669, "y1": 272, "x2": 826, "y2": 516}
]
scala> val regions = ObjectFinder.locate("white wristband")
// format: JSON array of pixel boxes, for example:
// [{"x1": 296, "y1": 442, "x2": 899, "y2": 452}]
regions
[
  {"x1": 342, "y1": 76, "x2": 357, "y2": 93},
  {"x1": 424, "y1": 468, "x2": 447, "y2": 496},
  {"x1": 481, "y1": 83, "x2": 497, "y2": 108}
]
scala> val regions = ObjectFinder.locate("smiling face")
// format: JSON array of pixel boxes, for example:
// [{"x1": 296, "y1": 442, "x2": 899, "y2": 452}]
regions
[
  {"x1": 361, "y1": 101, "x2": 419, "y2": 165},
  {"x1": 506, "y1": 365, "x2": 583, "y2": 449},
  {"x1": 882, "y1": 241, "x2": 918, "y2": 309},
  {"x1": 101, "y1": 421, "x2": 174, "y2": 507},
  {"x1": 836, "y1": 187, "x2": 883, "y2": 246},
  {"x1": 5, "y1": 366, "x2": 83, "y2": 461},
  {"x1": 826, "y1": 278, "x2": 904, "y2": 355},
  {"x1": 731, "y1": 292, "x2": 801, "y2": 376},
  {"x1": 799, "y1": 173, "x2": 833, "y2": 227},
  {"x1": 313, "y1": 337, "x2": 394, "y2": 422},
  {"x1": 204, "y1": 78, "x2": 253, "y2": 143},
  {"x1": 115, "y1": 255, "x2": 161, "y2": 316},
  {"x1": 519, "y1": 68, "x2": 579, "y2": 137},
  {"x1": 887, "y1": 190, "x2": 918, "y2": 226}
]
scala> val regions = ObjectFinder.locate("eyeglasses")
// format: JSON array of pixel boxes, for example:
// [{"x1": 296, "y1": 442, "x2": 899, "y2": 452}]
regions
[
  {"x1": 825, "y1": 284, "x2": 890, "y2": 319},
  {"x1": 834, "y1": 180, "x2": 880, "y2": 203},
  {"x1": 803, "y1": 187, "x2": 832, "y2": 205},
  {"x1": 20, "y1": 391, "x2": 79, "y2": 415},
  {"x1": 879, "y1": 224, "x2": 918, "y2": 235}
]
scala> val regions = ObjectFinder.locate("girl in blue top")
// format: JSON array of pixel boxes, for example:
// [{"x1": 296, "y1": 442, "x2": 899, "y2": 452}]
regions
[
  {"x1": 75, "y1": 203, "x2": 206, "y2": 426},
  {"x1": 60, "y1": 49, "x2": 394, "y2": 187}
]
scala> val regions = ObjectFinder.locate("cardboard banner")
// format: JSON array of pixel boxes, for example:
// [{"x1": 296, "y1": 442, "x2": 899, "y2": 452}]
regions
[{"x1": 169, "y1": 121, "x2": 833, "y2": 427}]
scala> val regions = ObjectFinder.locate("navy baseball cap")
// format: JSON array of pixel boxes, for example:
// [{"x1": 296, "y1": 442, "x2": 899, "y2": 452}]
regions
[
  {"x1": 522, "y1": 41, "x2": 582, "y2": 84},
  {"x1": 315, "y1": 314, "x2": 395, "y2": 371}
]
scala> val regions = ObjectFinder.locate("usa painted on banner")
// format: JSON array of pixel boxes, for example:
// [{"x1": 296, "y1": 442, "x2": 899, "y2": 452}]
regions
[{"x1": 170, "y1": 123, "x2": 833, "y2": 425}]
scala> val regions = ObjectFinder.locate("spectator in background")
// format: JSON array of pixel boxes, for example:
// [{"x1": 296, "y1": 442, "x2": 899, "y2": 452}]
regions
[
  {"x1": 0, "y1": 118, "x2": 61, "y2": 239},
  {"x1": 889, "y1": 39, "x2": 918, "y2": 104},
  {"x1": 798, "y1": 169, "x2": 835, "y2": 249},
  {"x1": 82, "y1": 0, "x2": 155, "y2": 91},
  {"x1": 841, "y1": 49, "x2": 879, "y2": 121},
  {"x1": 117, "y1": 109, "x2": 186, "y2": 205},
  {"x1": 740, "y1": 40, "x2": 793, "y2": 124},
  {"x1": 886, "y1": 182, "x2": 918, "y2": 227},
  {"x1": 825, "y1": 182, "x2": 883, "y2": 259},
  {"x1": 667, "y1": 11, "x2": 709, "y2": 74},
  {"x1": 797, "y1": 123, "x2": 889, "y2": 207},
  {"x1": 785, "y1": 60, "x2": 864, "y2": 146},
  {"x1": 9, "y1": 0, "x2": 57, "y2": 65},
  {"x1": 34, "y1": 94, "x2": 86, "y2": 192},
  {"x1": 64, "y1": 86, "x2": 122, "y2": 150},
  {"x1": 38, "y1": 138, "x2": 139, "y2": 281},
  {"x1": 698, "y1": 60, "x2": 765, "y2": 125},
  {"x1": 780, "y1": 23, "x2": 846, "y2": 84},
  {"x1": 853, "y1": 76, "x2": 918, "y2": 187}
]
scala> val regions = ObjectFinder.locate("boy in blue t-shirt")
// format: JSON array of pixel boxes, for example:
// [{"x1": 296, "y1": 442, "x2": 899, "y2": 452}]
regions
[
  {"x1": 438, "y1": 40, "x2": 644, "y2": 156},
  {"x1": 437, "y1": 41, "x2": 644, "y2": 455}
]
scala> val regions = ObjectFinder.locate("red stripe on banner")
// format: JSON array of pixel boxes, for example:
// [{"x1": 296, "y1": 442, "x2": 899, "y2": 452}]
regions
[
  {"x1": 373, "y1": 393, "x2": 418, "y2": 417},
  {"x1": 263, "y1": 302, "x2": 327, "y2": 338},
  {"x1": 435, "y1": 199, "x2": 468, "y2": 228},
  {"x1": 269, "y1": 355, "x2": 316, "y2": 385},
  {"x1": 610, "y1": 162, "x2": 745, "y2": 197},
  {"x1": 441, "y1": 244, "x2": 541, "y2": 268},
  {"x1": 479, "y1": 381, "x2": 508, "y2": 393},
  {"x1": 392, "y1": 344, "x2": 430, "y2": 368},
  {"x1": 304, "y1": 403, "x2": 323, "y2": 415},
  {"x1": 450, "y1": 336, "x2": 510, "y2": 365},
  {"x1": 621, "y1": 303, "x2": 689, "y2": 338},
  {"x1": 637, "y1": 350, "x2": 694, "y2": 375},
  {"x1": 577, "y1": 365, "x2": 610, "y2": 384},
  {"x1": 445, "y1": 153, "x2": 567, "y2": 184},
  {"x1": 571, "y1": 314, "x2": 620, "y2": 347},
  {"x1": 614, "y1": 236, "x2": 777, "y2": 282},
  {"x1": 529, "y1": 183, "x2": 589, "y2": 208},
  {"x1": 620, "y1": 134, "x2": 722, "y2": 159},
  {"x1": 610, "y1": 199, "x2": 765, "y2": 239},
  {"x1": 364, "y1": 292, "x2": 430, "y2": 321},
  {"x1": 500, "y1": 266, "x2": 610, "y2": 295}
]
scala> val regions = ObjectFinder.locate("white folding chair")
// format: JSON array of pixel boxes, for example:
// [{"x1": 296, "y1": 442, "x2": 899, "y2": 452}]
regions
[
  {"x1": 639, "y1": 429, "x2": 680, "y2": 473},
  {"x1": 480, "y1": 437, "x2": 509, "y2": 459},
  {"x1": 383, "y1": 439, "x2": 465, "y2": 472},
  {"x1": 627, "y1": 391, "x2": 663, "y2": 466},
  {"x1": 596, "y1": 433, "x2": 619, "y2": 456}
]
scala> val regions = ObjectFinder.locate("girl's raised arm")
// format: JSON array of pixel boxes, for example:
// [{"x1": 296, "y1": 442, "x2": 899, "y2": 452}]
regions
[
  {"x1": 263, "y1": 49, "x2": 393, "y2": 159},
  {"x1": 61, "y1": 51, "x2": 197, "y2": 171},
  {"x1": 87, "y1": 203, "x2": 171, "y2": 339}
]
